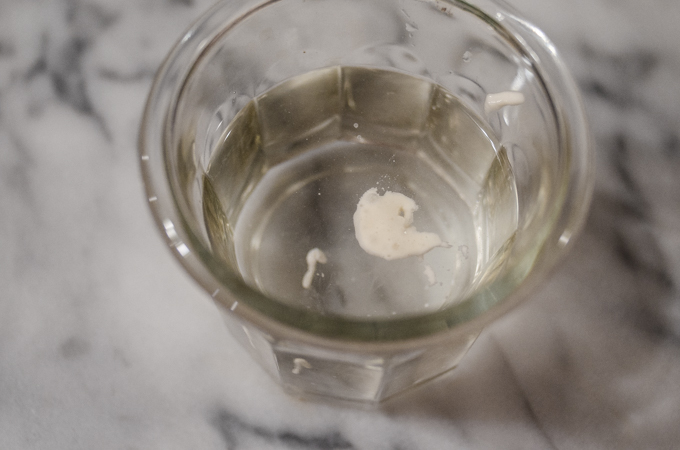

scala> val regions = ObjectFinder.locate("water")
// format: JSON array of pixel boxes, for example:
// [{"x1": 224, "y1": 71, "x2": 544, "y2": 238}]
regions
[{"x1": 203, "y1": 66, "x2": 517, "y2": 319}]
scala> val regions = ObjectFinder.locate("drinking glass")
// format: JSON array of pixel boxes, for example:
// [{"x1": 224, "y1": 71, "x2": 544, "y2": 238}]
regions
[{"x1": 139, "y1": 0, "x2": 593, "y2": 404}]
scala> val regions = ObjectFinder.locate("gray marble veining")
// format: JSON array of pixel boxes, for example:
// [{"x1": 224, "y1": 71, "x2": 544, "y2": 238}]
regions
[{"x1": 1, "y1": 0, "x2": 679, "y2": 448}]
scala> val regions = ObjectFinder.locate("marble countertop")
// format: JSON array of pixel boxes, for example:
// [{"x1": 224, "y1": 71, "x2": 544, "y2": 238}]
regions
[{"x1": 2, "y1": 0, "x2": 679, "y2": 448}]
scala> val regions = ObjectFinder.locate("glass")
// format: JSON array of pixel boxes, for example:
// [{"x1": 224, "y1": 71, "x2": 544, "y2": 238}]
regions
[{"x1": 139, "y1": 0, "x2": 593, "y2": 404}]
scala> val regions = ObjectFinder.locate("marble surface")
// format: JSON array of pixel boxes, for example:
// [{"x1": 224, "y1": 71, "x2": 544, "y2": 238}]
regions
[{"x1": 1, "y1": 0, "x2": 679, "y2": 448}]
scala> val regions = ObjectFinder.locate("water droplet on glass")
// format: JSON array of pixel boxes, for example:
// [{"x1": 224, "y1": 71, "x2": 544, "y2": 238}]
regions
[{"x1": 463, "y1": 51, "x2": 472, "y2": 62}]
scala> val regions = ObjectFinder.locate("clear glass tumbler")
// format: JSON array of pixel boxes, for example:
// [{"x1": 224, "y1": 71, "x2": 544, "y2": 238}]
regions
[{"x1": 139, "y1": 0, "x2": 593, "y2": 404}]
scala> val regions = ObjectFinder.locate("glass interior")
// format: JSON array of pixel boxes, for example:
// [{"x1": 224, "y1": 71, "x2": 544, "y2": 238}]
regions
[{"x1": 142, "y1": 0, "x2": 592, "y2": 341}]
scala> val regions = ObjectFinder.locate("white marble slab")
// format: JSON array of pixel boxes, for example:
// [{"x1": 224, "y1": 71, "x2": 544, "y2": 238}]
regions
[{"x1": 1, "y1": 0, "x2": 679, "y2": 448}]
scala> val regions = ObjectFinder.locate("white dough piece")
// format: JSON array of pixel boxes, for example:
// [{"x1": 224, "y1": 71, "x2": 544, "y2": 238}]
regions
[
  {"x1": 353, "y1": 188, "x2": 444, "y2": 260},
  {"x1": 302, "y1": 248, "x2": 327, "y2": 289},
  {"x1": 484, "y1": 91, "x2": 525, "y2": 114}
]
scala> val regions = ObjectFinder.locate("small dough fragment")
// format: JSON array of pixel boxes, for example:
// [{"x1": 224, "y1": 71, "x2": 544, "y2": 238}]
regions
[
  {"x1": 423, "y1": 263, "x2": 437, "y2": 286},
  {"x1": 484, "y1": 91, "x2": 525, "y2": 114},
  {"x1": 302, "y1": 248, "x2": 327, "y2": 289}
]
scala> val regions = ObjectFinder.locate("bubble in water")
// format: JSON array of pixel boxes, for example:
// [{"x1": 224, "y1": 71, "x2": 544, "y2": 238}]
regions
[{"x1": 353, "y1": 123, "x2": 359, "y2": 128}]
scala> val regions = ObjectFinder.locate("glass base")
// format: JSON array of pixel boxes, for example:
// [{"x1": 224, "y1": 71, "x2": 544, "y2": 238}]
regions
[{"x1": 219, "y1": 306, "x2": 479, "y2": 404}]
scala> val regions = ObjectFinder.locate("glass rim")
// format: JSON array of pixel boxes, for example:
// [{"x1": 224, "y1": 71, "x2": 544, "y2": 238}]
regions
[{"x1": 139, "y1": 0, "x2": 594, "y2": 348}]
